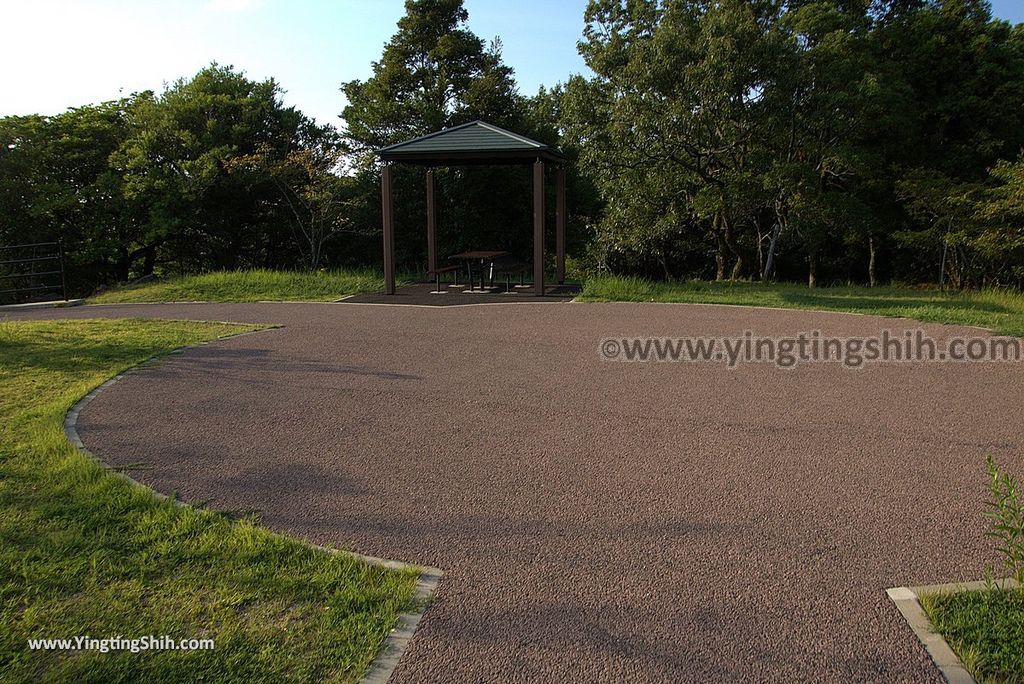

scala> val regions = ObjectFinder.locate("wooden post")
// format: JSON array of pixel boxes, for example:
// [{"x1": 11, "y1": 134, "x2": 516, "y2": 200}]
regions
[
  {"x1": 426, "y1": 168, "x2": 437, "y2": 275},
  {"x1": 382, "y1": 164, "x2": 396, "y2": 295},
  {"x1": 533, "y1": 159, "x2": 545, "y2": 296},
  {"x1": 556, "y1": 165, "x2": 566, "y2": 285}
]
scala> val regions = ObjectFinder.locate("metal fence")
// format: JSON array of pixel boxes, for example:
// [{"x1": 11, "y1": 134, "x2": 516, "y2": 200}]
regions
[{"x1": 0, "y1": 241, "x2": 68, "y2": 305}]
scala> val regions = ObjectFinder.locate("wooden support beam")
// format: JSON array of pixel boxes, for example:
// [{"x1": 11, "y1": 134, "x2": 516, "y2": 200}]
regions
[
  {"x1": 426, "y1": 168, "x2": 437, "y2": 274},
  {"x1": 556, "y1": 165, "x2": 566, "y2": 285},
  {"x1": 382, "y1": 164, "x2": 396, "y2": 295},
  {"x1": 533, "y1": 159, "x2": 545, "y2": 297}
]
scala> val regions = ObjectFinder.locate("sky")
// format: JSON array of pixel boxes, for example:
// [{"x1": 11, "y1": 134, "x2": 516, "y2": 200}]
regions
[{"x1": 1, "y1": 0, "x2": 1022, "y2": 128}]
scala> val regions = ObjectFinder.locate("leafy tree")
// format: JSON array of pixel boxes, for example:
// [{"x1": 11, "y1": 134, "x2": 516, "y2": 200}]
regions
[
  {"x1": 342, "y1": 0, "x2": 522, "y2": 166},
  {"x1": 769, "y1": 0, "x2": 887, "y2": 286},
  {"x1": 564, "y1": 0, "x2": 1024, "y2": 287},
  {"x1": 0, "y1": 115, "x2": 49, "y2": 247},
  {"x1": 114, "y1": 64, "x2": 310, "y2": 274},
  {"x1": 896, "y1": 169, "x2": 983, "y2": 287},
  {"x1": 0, "y1": 99, "x2": 151, "y2": 292},
  {"x1": 565, "y1": 0, "x2": 793, "y2": 280},
  {"x1": 979, "y1": 158, "x2": 1024, "y2": 259},
  {"x1": 880, "y1": 1, "x2": 1024, "y2": 285},
  {"x1": 975, "y1": 158, "x2": 1024, "y2": 282},
  {"x1": 228, "y1": 129, "x2": 357, "y2": 270},
  {"x1": 899, "y1": 158, "x2": 1024, "y2": 287}
]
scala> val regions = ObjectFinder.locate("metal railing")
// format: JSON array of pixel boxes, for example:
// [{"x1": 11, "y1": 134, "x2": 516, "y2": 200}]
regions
[{"x1": 0, "y1": 241, "x2": 68, "y2": 304}]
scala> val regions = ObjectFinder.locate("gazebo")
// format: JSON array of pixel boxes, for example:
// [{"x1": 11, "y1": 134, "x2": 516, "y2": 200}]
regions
[{"x1": 377, "y1": 121, "x2": 566, "y2": 296}]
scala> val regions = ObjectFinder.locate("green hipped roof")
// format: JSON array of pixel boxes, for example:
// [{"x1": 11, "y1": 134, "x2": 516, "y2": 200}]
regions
[{"x1": 377, "y1": 120, "x2": 564, "y2": 164}]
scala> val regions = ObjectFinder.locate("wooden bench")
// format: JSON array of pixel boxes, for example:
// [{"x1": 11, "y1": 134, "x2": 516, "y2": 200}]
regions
[
  {"x1": 491, "y1": 257, "x2": 529, "y2": 292},
  {"x1": 428, "y1": 265, "x2": 461, "y2": 292}
]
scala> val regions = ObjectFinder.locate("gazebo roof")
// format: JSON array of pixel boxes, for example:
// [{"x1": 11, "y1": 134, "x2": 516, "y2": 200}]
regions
[{"x1": 377, "y1": 120, "x2": 564, "y2": 165}]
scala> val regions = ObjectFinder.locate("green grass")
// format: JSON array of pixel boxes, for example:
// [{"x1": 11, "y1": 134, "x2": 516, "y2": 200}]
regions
[
  {"x1": 0, "y1": 318, "x2": 417, "y2": 682},
  {"x1": 92, "y1": 270, "x2": 1024, "y2": 336},
  {"x1": 89, "y1": 269, "x2": 393, "y2": 304},
  {"x1": 921, "y1": 587, "x2": 1024, "y2": 683},
  {"x1": 579, "y1": 275, "x2": 1024, "y2": 336}
]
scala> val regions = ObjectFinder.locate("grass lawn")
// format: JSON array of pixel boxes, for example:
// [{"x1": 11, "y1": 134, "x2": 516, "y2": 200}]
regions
[
  {"x1": 579, "y1": 275, "x2": 1024, "y2": 336},
  {"x1": 89, "y1": 269, "x2": 393, "y2": 304},
  {"x1": 0, "y1": 318, "x2": 417, "y2": 682},
  {"x1": 921, "y1": 587, "x2": 1024, "y2": 683},
  {"x1": 91, "y1": 270, "x2": 1024, "y2": 337}
]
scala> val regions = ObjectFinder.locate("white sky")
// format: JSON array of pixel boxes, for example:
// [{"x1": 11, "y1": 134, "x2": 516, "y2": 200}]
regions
[{"x1": 0, "y1": 0, "x2": 589, "y2": 127}]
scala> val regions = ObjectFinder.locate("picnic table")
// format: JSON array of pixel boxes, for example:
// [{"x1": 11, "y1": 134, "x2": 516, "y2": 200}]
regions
[{"x1": 449, "y1": 250, "x2": 509, "y2": 291}]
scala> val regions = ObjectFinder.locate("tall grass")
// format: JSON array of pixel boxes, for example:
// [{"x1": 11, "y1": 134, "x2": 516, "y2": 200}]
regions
[{"x1": 579, "y1": 275, "x2": 1024, "y2": 336}]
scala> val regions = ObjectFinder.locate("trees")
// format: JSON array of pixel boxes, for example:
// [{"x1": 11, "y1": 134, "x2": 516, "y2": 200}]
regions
[
  {"x1": 0, "y1": 99, "x2": 151, "y2": 291},
  {"x1": 562, "y1": 0, "x2": 1024, "y2": 287},
  {"x1": 897, "y1": 158, "x2": 1024, "y2": 288},
  {"x1": 0, "y1": 116, "x2": 50, "y2": 248},
  {"x1": 114, "y1": 64, "x2": 313, "y2": 274},
  {"x1": 768, "y1": 0, "x2": 889, "y2": 286},
  {"x1": 228, "y1": 128, "x2": 356, "y2": 271},
  {"x1": 564, "y1": 0, "x2": 793, "y2": 280},
  {"x1": 879, "y1": 2, "x2": 1024, "y2": 286},
  {"x1": 0, "y1": 64, "x2": 362, "y2": 294}
]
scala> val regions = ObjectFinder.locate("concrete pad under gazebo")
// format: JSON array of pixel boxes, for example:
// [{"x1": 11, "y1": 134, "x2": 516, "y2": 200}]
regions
[{"x1": 376, "y1": 120, "x2": 567, "y2": 296}]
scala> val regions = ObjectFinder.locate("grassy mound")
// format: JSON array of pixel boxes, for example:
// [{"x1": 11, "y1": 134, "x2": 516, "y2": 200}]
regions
[{"x1": 90, "y1": 269, "x2": 387, "y2": 304}]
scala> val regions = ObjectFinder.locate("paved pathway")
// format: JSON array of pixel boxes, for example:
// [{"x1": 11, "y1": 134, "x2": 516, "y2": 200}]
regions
[{"x1": 7, "y1": 301, "x2": 1023, "y2": 682}]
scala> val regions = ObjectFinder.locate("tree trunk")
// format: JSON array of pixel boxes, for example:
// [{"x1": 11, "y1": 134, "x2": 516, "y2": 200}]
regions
[
  {"x1": 141, "y1": 245, "x2": 157, "y2": 276},
  {"x1": 808, "y1": 250, "x2": 819, "y2": 288},
  {"x1": 765, "y1": 195, "x2": 787, "y2": 281},
  {"x1": 756, "y1": 223, "x2": 765, "y2": 280},
  {"x1": 868, "y1": 236, "x2": 877, "y2": 287},
  {"x1": 714, "y1": 232, "x2": 727, "y2": 281},
  {"x1": 720, "y1": 211, "x2": 743, "y2": 281},
  {"x1": 115, "y1": 241, "x2": 162, "y2": 282},
  {"x1": 763, "y1": 222, "x2": 782, "y2": 281},
  {"x1": 939, "y1": 242, "x2": 947, "y2": 289},
  {"x1": 115, "y1": 251, "x2": 131, "y2": 282},
  {"x1": 945, "y1": 245, "x2": 962, "y2": 290},
  {"x1": 730, "y1": 254, "x2": 744, "y2": 281},
  {"x1": 309, "y1": 230, "x2": 321, "y2": 271},
  {"x1": 657, "y1": 247, "x2": 671, "y2": 281}
]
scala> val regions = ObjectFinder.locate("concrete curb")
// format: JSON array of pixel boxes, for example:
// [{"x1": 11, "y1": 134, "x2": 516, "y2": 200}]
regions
[
  {"x1": 336, "y1": 300, "x2": 573, "y2": 309},
  {"x1": 0, "y1": 298, "x2": 84, "y2": 311},
  {"x1": 354, "y1": 553, "x2": 442, "y2": 684},
  {"x1": 85, "y1": 300, "x2": 352, "y2": 306},
  {"x1": 62, "y1": 327, "x2": 442, "y2": 683},
  {"x1": 886, "y1": 578, "x2": 1020, "y2": 684}
]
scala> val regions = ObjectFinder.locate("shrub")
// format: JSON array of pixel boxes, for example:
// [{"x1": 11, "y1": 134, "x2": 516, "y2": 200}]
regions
[{"x1": 985, "y1": 455, "x2": 1024, "y2": 585}]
